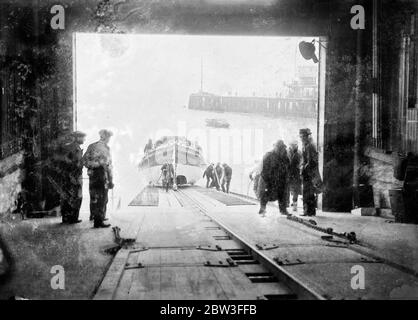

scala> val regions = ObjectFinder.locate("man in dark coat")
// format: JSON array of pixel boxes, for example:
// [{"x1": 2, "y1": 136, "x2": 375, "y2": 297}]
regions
[
  {"x1": 161, "y1": 162, "x2": 174, "y2": 192},
  {"x1": 83, "y1": 129, "x2": 114, "y2": 228},
  {"x1": 300, "y1": 128, "x2": 322, "y2": 216},
  {"x1": 259, "y1": 140, "x2": 290, "y2": 215},
  {"x1": 288, "y1": 141, "x2": 302, "y2": 212},
  {"x1": 221, "y1": 163, "x2": 233, "y2": 193},
  {"x1": 203, "y1": 163, "x2": 214, "y2": 188},
  {"x1": 60, "y1": 131, "x2": 86, "y2": 224}
]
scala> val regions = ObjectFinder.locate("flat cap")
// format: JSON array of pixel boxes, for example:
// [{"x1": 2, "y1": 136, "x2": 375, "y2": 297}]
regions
[
  {"x1": 299, "y1": 128, "x2": 312, "y2": 136},
  {"x1": 99, "y1": 129, "x2": 113, "y2": 138},
  {"x1": 273, "y1": 139, "x2": 285, "y2": 147}
]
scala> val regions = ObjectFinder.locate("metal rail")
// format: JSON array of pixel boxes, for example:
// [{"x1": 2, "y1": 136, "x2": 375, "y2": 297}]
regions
[
  {"x1": 230, "y1": 191, "x2": 418, "y2": 279},
  {"x1": 176, "y1": 188, "x2": 326, "y2": 300}
]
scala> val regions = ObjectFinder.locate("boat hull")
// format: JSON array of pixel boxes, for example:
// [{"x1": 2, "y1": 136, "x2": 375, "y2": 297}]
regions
[
  {"x1": 138, "y1": 138, "x2": 206, "y2": 186},
  {"x1": 140, "y1": 163, "x2": 204, "y2": 186}
]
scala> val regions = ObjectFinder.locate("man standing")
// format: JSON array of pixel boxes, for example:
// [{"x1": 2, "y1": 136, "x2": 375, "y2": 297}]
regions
[
  {"x1": 288, "y1": 141, "x2": 302, "y2": 212},
  {"x1": 60, "y1": 131, "x2": 86, "y2": 224},
  {"x1": 221, "y1": 163, "x2": 232, "y2": 193},
  {"x1": 249, "y1": 160, "x2": 262, "y2": 199},
  {"x1": 203, "y1": 163, "x2": 214, "y2": 188},
  {"x1": 259, "y1": 140, "x2": 290, "y2": 215},
  {"x1": 299, "y1": 128, "x2": 322, "y2": 216},
  {"x1": 213, "y1": 163, "x2": 224, "y2": 191},
  {"x1": 83, "y1": 129, "x2": 114, "y2": 228},
  {"x1": 161, "y1": 162, "x2": 174, "y2": 192}
]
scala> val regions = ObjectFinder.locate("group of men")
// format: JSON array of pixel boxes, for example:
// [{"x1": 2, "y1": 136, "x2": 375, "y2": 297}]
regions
[
  {"x1": 54, "y1": 129, "x2": 114, "y2": 228},
  {"x1": 203, "y1": 163, "x2": 233, "y2": 193},
  {"x1": 250, "y1": 128, "x2": 322, "y2": 216}
]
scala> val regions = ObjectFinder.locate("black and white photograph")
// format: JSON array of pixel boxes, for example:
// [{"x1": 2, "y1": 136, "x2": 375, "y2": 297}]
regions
[{"x1": 0, "y1": 0, "x2": 418, "y2": 305}]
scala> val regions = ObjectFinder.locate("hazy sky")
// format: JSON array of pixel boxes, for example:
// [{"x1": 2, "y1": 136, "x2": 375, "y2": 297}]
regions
[
  {"x1": 76, "y1": 33, "x2": 317, "y2": 112},
  {"x1": 75, "y1": 33, "x2": 318, "y2": 204}
]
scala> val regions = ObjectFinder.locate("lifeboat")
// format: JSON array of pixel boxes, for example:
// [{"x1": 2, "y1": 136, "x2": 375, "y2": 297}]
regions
[{"x1": 138, "y1": 136, "x2": 206, "y2": 188}]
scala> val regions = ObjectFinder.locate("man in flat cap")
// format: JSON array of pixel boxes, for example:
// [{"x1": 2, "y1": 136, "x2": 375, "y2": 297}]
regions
[
  {"x1": 83, "y1": 129, "x2": 114, "y2": 228},
  {"x1": 299, "y1": 128, "x2": 323, "y2": 216},
  {"x1": 258, "y1": 140, "x2": 290, "y2": 215},
  {"x1": 60, "y1": 131, "x2": 86, "y2": 224}
]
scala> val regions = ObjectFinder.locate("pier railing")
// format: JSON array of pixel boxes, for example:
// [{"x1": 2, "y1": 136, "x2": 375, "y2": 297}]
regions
[{"x1": 189, "y1": 94, "x2": 318, "y2": 119}]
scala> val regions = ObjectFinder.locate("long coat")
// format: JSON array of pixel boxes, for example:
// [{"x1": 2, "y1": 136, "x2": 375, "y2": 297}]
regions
[
  {"x1": 260, "y1": 149, "x2": 290, "y2": 202},
  {"x1": 60, "y1": 142, "x2": 83, "y2": 214},
  {"x1": 302, "y1": 140, "x2": 323, "y2": 193},
  {"x1": 288, "y1": 147, "x2": 302, "y2": 195}
]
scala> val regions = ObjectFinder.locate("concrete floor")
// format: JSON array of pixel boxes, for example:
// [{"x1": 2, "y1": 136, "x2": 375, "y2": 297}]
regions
[{"x1": 0, "y1": 214, "x2": 115, "y2": 300}]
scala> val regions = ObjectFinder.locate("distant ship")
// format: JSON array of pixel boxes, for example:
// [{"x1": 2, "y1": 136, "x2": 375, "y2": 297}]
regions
[
  {"x1": 188, "y1": 91, "x2": 317, "y2": 118},
  {"x1": 138, "y1": 136, "x2": 206, "y2": 188},
  {"x1": 205, "y1": 118, "x2": 230, "y2": 128}
]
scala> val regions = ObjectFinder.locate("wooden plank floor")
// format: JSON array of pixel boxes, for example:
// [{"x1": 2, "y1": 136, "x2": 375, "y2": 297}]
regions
[
  {"x1": 180, "y1": 187, "x2": 418, "y2": 300},
  {"x1": 96, "y1": 187, "x2": 294, "y2": 300},
  {"x1": 129, "y1": 186, "x2": 159, "y2": 206}
]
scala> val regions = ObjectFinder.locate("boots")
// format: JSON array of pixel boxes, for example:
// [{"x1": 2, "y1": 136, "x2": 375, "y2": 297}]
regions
[{"x1": 94, "y1": 222, "x2": 111, "y2": 228}]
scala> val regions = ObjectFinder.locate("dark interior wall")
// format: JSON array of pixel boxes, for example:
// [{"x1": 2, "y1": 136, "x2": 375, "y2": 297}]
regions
[
  {"x1": 0, "y1": 1, "x2": 62, "y2": 152},
  {"x1": 2, "y1": 0, "x2": 377, "y2": 212},
  {"x1": 379, "y1": 0, "x2": 416, "y2": 153},
  {"x1": 322, "y1": 1, "x2": 373, "y2": 211}
]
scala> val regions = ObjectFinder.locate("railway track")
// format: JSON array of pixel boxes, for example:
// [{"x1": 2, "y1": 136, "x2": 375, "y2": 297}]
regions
[
  {"x1": 94, "y1": 186, "x2": 418, "y2": 300},
  {"x1": 179, "y1": 188, "x2": 418, "y2": 300},
  {"x1": 94, "y1": 187, "x2": 325, "y2": 300},
  {"x1": 175, "y1": 188, "x2": 325, "y2": 300}
]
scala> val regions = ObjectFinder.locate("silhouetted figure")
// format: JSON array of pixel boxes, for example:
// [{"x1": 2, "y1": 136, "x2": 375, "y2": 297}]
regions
[
  {"x1": 259, "y1": 140, "x2": 290, "y2": 215},
  {"x1": 288, "y1": 141, "x2": 302, "y2": 212},
  {"x1": 161, "y1": 163, "x2": 174, "y2": 192},
  {"x1": 249, "y1": 161, "x2": 262, "y2": 199},
  {"x1": 299, "y1": 128, "x2": 322, "y2": 216},
  {"x1": 60, "y1": 131, "x2": 86, "y2": 224},
  {"x1": 212, "y1": 163, "x2": 223, "y2": 191},
  {"x1": 221, "y1": 163, "x2": 232, "y2": 193},
  {"x1": 203, "y1": 164, "x2": 214, "y2": 188},
  {"x1": 83, "y1": 129, "x2": 114, "y2": 228}
]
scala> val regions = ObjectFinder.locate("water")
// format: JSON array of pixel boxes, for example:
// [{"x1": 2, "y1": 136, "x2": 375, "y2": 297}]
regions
[{"x1": 77, "y1": 105, "x2": 316, "y2": 217}]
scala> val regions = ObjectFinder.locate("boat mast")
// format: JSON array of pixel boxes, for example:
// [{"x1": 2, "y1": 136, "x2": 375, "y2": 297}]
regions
[
  {"x1": 173, "y1": 137, "x2": 178, "y2": 190},
  {"x1": 200, "y1": 57, "x2": 203, "y2": 93}
]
